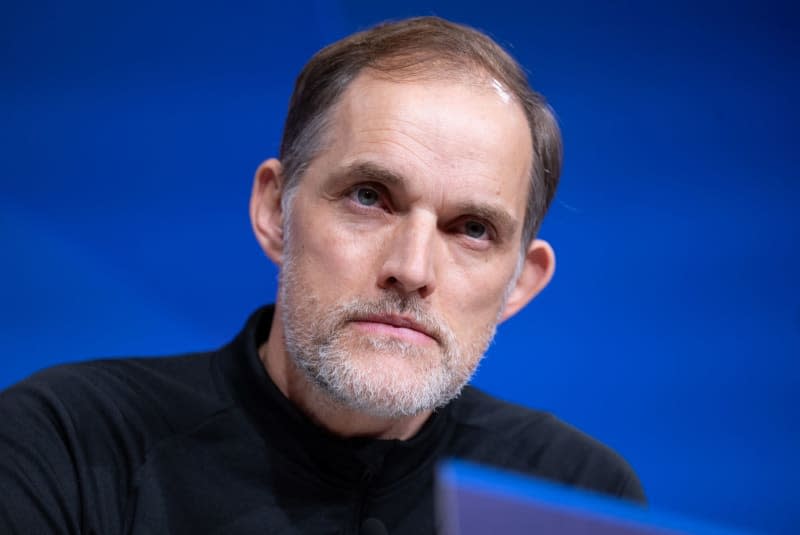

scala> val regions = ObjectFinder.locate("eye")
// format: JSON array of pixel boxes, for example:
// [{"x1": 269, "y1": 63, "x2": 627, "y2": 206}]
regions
[
  {"x1": 462, "y1": 220, "x2": 488, "y2": 240},
  {"x1": 352, "y1": 186, "x2": 381, "y2": 207}
]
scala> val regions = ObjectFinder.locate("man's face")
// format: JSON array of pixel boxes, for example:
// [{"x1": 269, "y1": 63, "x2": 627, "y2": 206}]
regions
[{"x1": 278, "y1": 73, "x2": 533, "y2": 418}]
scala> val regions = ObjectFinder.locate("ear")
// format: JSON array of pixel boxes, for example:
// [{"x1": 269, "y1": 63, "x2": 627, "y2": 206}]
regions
[
  {"x1": 499, "y1": 239, "x2": 556, "y2": 322},
  {"x1": 249, "y1": 158, "x2": 286, "y2": 266}
]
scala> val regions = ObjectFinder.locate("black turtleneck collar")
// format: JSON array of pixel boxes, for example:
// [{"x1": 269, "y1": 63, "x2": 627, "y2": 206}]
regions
[{"x1": 213, "y1": 305, "x2": 455, "y2": 489}]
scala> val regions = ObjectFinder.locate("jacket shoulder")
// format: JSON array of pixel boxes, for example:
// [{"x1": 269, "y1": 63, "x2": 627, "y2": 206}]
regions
[
  {"x1": 447, "y1": 387, "x2": 646, "y2": 503},
  {"x1": 0, "y1": 352, "x2": 230, "y2": 533}
]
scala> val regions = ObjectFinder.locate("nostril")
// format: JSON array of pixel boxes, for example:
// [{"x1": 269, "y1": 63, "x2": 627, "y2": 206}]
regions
[{"x1": 387, "y1": 276, "x2": 398, "y2": 284}]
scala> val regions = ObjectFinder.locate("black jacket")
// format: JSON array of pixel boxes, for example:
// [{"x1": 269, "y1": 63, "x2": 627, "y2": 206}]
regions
[{"x1": 0, "y1": 306, "x2": 644, "y2": 534}]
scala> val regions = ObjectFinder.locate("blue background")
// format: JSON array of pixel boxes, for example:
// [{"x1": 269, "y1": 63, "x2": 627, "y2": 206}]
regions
[{"x1": 2, "y1": 1, "x2": 798, "y2": 533}]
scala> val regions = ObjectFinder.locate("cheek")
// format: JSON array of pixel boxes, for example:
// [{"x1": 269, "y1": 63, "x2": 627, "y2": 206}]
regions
[
  {"x1": 287, "y1": 205, "x2": 383, "y2": 293},
  {"x1": 438, "y1": 257, "x2": 517, "y2": 327}
]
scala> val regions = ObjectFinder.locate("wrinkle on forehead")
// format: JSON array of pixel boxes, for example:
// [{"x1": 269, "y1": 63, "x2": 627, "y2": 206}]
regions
[{"x1": 340, "y1": 74, "x2": 529, "y2": 152}]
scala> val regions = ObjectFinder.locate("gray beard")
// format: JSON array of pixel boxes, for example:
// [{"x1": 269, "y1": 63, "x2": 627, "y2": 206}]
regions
[{"x1": 278, "y1": 261, "x2": 498, "y2": 419}]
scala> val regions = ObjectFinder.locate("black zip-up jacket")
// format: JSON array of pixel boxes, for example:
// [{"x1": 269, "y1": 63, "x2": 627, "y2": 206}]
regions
[{"x1": 0, "y1": 306, "x2": 645, "y2": 534}]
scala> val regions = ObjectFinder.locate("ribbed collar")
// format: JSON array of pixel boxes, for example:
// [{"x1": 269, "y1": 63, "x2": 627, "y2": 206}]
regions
[{"x1": 214, "y1": 305, "x2": 455, "y2": 489}]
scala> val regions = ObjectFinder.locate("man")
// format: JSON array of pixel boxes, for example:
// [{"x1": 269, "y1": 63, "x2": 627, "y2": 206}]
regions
[{"x1": 0, "y1": 16, "x2": 644, "y2": 534}]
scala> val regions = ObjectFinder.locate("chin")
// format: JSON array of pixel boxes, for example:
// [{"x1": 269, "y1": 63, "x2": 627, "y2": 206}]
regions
[{"x1": 307, "y1": 340, "x2": 473, "y2": 419}]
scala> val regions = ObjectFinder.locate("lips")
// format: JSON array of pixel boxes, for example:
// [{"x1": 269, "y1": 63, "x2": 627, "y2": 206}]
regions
[{"x1": 351, "y1": 314, "x2": 438, "y2": 344}]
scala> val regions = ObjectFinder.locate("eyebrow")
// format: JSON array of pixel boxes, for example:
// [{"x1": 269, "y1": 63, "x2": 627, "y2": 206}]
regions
[
  {"x1": 335, "y1": 160, "x2": 520, "y2": 237},
  {"x1": 336, "y1": 160, "x2": 407, "y2": 188}
]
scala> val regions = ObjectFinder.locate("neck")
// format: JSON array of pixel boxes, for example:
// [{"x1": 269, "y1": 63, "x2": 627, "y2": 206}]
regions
[{"x1": 259, "y1": 309, "x2": 431, "y2": 440}]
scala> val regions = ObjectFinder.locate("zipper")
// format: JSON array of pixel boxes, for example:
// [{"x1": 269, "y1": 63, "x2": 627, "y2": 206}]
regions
[{"x1": 350, "y1": 467, "x2": 375, "y2": 534}]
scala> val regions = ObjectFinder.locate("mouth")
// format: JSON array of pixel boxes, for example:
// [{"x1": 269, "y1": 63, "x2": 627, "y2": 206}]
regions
[{"x1": 350, "y1": 314, "x2": 439, "y2": 345}]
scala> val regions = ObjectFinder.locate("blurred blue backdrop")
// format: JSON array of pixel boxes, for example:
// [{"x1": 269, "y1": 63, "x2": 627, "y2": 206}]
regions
[{"x1": 1, "y1": 1, "x2": 798, "y2": 533}]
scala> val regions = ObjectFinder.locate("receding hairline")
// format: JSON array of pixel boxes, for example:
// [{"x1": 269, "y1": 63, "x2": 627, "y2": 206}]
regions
[{"x1": 303, "y1": 63, "x2": 534, "y2": 171}]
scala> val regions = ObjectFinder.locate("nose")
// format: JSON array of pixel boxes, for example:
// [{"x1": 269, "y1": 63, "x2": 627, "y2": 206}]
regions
[{"x1": 378, "y1": 213, "x2": 438, "y2": 298}]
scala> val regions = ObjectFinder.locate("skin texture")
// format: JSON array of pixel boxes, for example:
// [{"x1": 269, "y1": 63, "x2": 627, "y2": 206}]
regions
[{"x1": 250, "y1": 72, "x2": 555, "y2": 440}]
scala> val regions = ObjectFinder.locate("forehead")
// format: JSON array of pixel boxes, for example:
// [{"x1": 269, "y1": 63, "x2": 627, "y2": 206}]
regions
[{"x1": 318, "y1": 72, "x2": 533, "y2": 220}]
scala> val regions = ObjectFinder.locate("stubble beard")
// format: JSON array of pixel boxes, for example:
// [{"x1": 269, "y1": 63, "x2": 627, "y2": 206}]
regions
[{"x1": 278, "y1": 250, "x2": 503, "y2": 420}]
